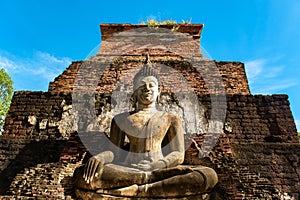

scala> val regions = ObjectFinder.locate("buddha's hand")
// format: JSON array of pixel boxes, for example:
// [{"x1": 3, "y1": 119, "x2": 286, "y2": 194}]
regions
[
  {"x1": 135, "y1": 160, "x2": 167, "y2": 171},
  {"x1": 83, "y1": 156, "x2": 104, "y2": 183}
]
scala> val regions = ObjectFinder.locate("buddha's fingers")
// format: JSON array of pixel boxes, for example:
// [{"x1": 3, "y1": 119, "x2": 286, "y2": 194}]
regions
[
  {"x1": 90, "y1": 162, "x2": 99, "y2": 182},
  {"x1": 83, "y1": 163, "x2": 88, "y2": 181},
  {"x1": 84, "y1": 159, "x2": 91, "y2": 182},
  {"x1": 87, "y1": 159, "x2": 96, "y2": 183},
  {"x1": 137, "y1": 163, "x2": 151, "y2": 171}
]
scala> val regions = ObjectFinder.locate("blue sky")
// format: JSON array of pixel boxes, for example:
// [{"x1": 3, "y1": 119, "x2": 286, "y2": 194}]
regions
[{"x1": 0, "y1": 0, "x2": 299, "y2": 131}]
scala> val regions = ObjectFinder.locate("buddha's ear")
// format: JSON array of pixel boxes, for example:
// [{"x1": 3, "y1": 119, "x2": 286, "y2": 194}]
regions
[
  {"x1": 158, "y1": 84, "x2": 163, "y2": 94},
  {"x1": 157, "y1": 85, "x2": 162, "y2": 105},
  {"x1": 130, "y1": 91, "x2": 138, "y2": 110}
]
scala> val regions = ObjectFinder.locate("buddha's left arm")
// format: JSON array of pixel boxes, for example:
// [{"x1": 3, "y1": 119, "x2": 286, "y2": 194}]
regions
[{"x1": 159, "y1": 114, "x2": 185, "y2": 168}]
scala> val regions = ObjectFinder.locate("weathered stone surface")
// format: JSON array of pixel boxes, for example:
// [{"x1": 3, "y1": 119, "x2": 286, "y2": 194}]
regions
[
  {"x1": 75, "y1": 189, "x2": 211, "y2": 200},
  {"x1": 73, "y1": 66, "x2": 219, "y2": 198}
]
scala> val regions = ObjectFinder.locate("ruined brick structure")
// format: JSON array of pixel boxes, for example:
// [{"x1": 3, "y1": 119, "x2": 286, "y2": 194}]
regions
[{"x1": 0, "y1": 24, "x2": 299, "y2": 199}]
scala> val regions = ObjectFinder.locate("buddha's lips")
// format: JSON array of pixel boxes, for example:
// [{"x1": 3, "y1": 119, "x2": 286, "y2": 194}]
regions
[{"x1": 143, "y1": 93, "x2": 153, "y2": 98}]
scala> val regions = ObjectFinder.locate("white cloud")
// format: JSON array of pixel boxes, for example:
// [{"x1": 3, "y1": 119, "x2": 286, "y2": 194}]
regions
[
  {"x1": 35, "y1": 51, "x2": 71, "y2": 65},
  {"x1": 244, "y1": 58, "x2": 298, "y2": 94},
  {"x1": 0, "y1": 55, "x2": 18, "y2": 71},
  {"x1": 0, "y1": 51, "x2": 72, "y2": 91},
  {"x1": 296, "y1": 120, "x2": 300, "y2": 132},
  {"x1": 245, "y1": 59, "x2": 265, "y2": 83},
  {"x1": 264, "y1": 66, "x2": 284, "y2": 78},
  {"x1": 255, "y1": 80, "x2": 298, "y2": 94}
]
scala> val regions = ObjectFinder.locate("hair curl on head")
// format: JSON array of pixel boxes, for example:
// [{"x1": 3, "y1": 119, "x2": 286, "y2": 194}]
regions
[{"x1": 133, "y1": 55, "x2": 159, "y2": 90}]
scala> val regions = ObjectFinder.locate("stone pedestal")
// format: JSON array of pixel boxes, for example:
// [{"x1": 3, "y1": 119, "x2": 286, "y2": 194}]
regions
[{"x1": 75, "y1": 189, "x2": 213, "y2": 200}]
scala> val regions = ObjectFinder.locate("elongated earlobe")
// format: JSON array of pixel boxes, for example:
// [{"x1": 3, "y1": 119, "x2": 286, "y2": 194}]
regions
[
  {"x1": 130, "y1": 92, "x2": 137, "y2": 111},
  {"x1": 156, "y1": 95, "x2": 160, "y2": 104}
]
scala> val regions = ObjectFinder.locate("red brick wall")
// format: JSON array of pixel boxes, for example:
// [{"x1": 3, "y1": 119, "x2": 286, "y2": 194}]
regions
[
  {"x1": 48, "y1": 55, "x2": 250, "y2": 95},
  {"x1": 100, "y1": 24, "x2": 203, "y2": 41},
  {"x1": 1, "y1": 92, "x2": 298, "y2": 198},
  {"x1": 1, "y1": 24, "x2": 299, "y2": 199},
  {"x1": 48, "y1": 61, "x2": 82, "y2": 93},
  {"x1": 49, "y1": 24, "x2": 249, "y2": 95}
]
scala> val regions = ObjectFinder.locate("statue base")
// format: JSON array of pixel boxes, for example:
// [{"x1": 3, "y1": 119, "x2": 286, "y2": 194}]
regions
[{"x1": 75, "y1": 189, "x2": 212, "y2": 200}]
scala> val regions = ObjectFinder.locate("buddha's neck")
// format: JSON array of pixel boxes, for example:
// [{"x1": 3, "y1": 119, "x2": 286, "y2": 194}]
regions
[{"x1": 136, "y1": 103, "x2": 157, "y2": 113}]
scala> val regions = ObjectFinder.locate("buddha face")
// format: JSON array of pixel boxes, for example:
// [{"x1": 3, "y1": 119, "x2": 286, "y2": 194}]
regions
[{"x1": 134, "y1": 76, "x2": 159, "y2": 106}]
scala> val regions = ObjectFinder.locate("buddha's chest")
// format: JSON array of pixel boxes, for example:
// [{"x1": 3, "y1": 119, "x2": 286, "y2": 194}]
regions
[{"x1": 120, "y1": 111, "x2": 170, "y2": 143}]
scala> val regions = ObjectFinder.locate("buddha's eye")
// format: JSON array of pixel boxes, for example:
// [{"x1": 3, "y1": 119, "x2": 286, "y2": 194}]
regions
[
  {"x1": 139, "y1": 85, "x2": 146, "y2": 90},
  {"x1": 149, "y1": 83, "x2": 155, "y2": 88},
  {"x1": 149, "y1": 81, "x2": 157, "y2": 88}
]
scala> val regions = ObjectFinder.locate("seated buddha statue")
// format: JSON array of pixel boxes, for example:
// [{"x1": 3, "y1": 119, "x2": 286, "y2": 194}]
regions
[{"x1": 74, "y1": 59, "x2": 218, "y2": 198}]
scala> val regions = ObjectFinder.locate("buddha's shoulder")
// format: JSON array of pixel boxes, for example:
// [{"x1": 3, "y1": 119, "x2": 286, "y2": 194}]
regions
[
  {"x1": 112, "y1": 111, "x2": 180, "y2": 119},
  {"x1": 158, "y1": 111, "x2": 182, "y2": 122},
  {"x1": 112, "y1": 112, "x2": 131, "y2": 121}
]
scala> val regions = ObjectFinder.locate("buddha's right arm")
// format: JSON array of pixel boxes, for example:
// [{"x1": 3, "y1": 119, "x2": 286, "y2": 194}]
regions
[
  {"x1": 108, "y1": 117, "x2": 126, "y2": 162},
  {"x1": 83, "y1": 151, "x2": 114, "y2": 183}
]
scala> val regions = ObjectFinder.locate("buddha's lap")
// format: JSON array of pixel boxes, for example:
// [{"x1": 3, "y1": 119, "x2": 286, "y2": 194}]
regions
[{"x1": 74, "y1": 163, "x2": 217, "y2": 191}]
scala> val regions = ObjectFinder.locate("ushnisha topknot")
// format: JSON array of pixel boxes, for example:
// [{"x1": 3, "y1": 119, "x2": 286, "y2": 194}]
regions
[{"x1": 133, "y1": 54, "x2": 160, "y2": 90}]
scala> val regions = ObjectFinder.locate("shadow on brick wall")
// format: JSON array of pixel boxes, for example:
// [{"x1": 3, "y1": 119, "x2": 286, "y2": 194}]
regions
[{"x1": 0, "y1": 140, "x2": 68, "y2": 194}]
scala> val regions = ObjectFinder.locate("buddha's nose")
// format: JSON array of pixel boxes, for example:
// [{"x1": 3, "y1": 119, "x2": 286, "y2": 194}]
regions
[{"x1": 145, "y1": 84, "x2": 150, "y2": 91}]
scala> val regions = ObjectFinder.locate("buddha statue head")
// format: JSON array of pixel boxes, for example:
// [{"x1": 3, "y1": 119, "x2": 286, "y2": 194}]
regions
[{"x1": 131, "y1": 55, "x2": 161, "y2": 110}]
